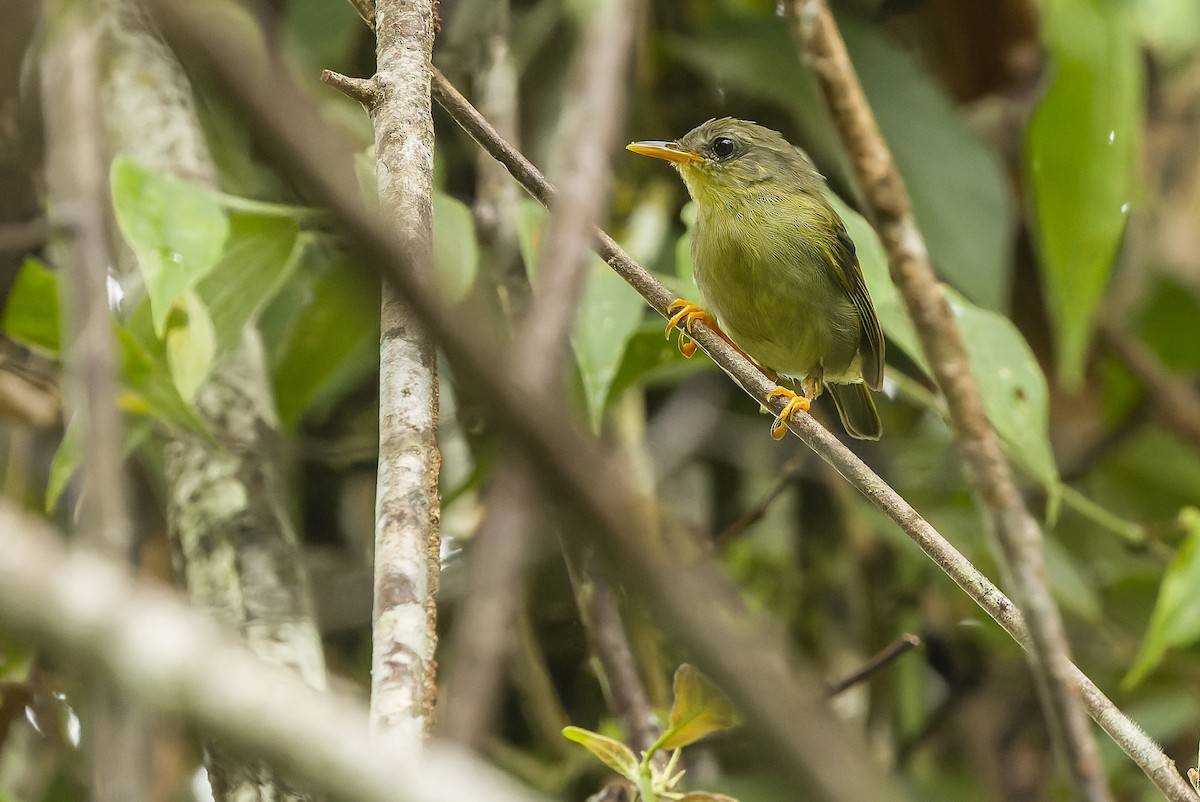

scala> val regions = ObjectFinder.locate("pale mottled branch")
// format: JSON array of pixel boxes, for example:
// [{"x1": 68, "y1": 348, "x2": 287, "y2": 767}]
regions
[{"x1": 0, "y1": 503, "x2": 548, "y2": 802}]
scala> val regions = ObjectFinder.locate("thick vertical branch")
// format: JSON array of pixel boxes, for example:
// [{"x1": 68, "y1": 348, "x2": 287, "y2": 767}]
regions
[
  {"x1": 786, "y1": 3, "x2": 1109, "y2": 800},
  {"x1": 96, "y1": 2, "x2": 327, "y2": 799},
  {"x1": 40, "y1": 7, "x2": 142, "y2": 800},
  {"x1": 370, "y1": 0, "x2": 441, "y2": 741}
]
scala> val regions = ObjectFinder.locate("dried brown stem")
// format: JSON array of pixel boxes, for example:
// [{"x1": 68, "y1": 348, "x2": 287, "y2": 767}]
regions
[
  {"x1": 146, "y1": 6, "x2": 1191, "y2": 798},
  {"x1": 786, "y1": 3, "x2": 1110, "y2": 800}
]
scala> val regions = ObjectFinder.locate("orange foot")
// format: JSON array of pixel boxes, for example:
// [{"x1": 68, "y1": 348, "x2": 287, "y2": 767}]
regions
[
  {"x1": 664, "y1": 299, "x2": 713, "y2": 358},
  {"x1": 664, "y1": 299, "x2": 759, "y2": 364},
  {"x1": 766, "y1": 386, "x2": 811, "y2": 440}
]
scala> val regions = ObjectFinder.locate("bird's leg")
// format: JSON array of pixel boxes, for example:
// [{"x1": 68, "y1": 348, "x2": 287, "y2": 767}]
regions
[
  {"x1": 765, "y1": 376, "x2": 822, "y2": 440},
  {"x1": 665, "y1": 299, "x2": 755, "y2": 363}
]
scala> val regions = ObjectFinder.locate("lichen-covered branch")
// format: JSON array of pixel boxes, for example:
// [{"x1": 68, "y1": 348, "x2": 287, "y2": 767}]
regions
[{"x1": 96, "y1": 2, "x2": 326, "y2": 798}]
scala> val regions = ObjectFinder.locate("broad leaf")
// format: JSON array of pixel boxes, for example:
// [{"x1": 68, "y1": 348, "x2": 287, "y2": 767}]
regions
[
  {"x1": 2, "y1": 258, "x2": 61, "y2": 356},
  {"x1": 432, "y1": 190, "x2": 479, "y2": 304},
  {"x1": 661, "y1": 664, "x2": 738, "y2": 750},
  {"x1": 1026, "y1": 0, "x2": 1141, "y2": 385},
  {"x1": 947, "y1": 288, "x2": 1058, "y2": 491},
  {"x1": 165, "y1": 291, "x2": 216, "y2": 402},
  {"x1": 1125, "y1": 508, "x2": 1200, "y2": 686},
  {"x1": 561, "y1": 726, "x2": 638, "y2": 779},
  {"x1": 266, "y1": 244, "x2": 380, "y2": 428},
  {"x1": 111, "y1": 156, "x2": 230, "y2": 336},
  {"x1": 196, "y1": 212, "x2": 301, "y2": 359}
]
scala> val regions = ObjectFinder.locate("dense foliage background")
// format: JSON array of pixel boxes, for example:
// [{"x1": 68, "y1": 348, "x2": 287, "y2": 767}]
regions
[{"x1": 3, "y1": 0, "x2": 1200, "y2": 800}]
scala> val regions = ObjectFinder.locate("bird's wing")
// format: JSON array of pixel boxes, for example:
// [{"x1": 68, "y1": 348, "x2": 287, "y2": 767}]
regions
[{"x1": 833, "y1": 226, "x2": 885, "y2": 390}]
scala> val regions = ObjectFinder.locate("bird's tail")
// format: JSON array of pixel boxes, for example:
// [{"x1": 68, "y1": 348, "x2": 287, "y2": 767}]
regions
[{"x1": 828, "y1": 382, "x2": 882, "y2": 440}]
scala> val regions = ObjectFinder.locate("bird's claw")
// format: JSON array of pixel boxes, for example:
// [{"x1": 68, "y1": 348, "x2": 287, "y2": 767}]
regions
[
  {"x1": 767, "y1": 387, "x2": 811, "y2": 440},
  {"x1": 665, "y1": 299, "x2": 713, "y2": 359}
]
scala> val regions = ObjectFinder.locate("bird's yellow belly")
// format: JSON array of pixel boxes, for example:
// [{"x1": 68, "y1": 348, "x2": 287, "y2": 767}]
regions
[{"x1": 694, "y1": 233, "x2": 860, "y2": 381}]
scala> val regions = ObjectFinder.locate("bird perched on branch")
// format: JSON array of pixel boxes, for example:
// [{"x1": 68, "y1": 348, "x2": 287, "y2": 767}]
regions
[{"x1": 627, "y1": 118, "x2": 885, "y2": 440}]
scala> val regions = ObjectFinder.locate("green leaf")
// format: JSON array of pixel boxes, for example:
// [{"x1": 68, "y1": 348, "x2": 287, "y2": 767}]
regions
[
  {"x1": 117, "y1": 321, "x2": 208, "y2": 436},
  {"x1": 46, "y1": 413, "x2": 82, "y2": 513},
  {"x1": 111, "y1": 156, "x2": 230, "y2": 336},
  {"x1": 516, "y1": 200, "x2": 645, "y2": 431},
  {"x1": 266, "y1": 244, "x2": 380, "y2": 428},
  {"x1": 432, "y1": 190, "x2": 479, "y2": 304},
  {"x1": 841, "y1": 15, "x2": 1013, "y2": 311},
  {"x1": 947, "y1": 288, "x2": 1059, "y2": 491},
  {"x1": 661, "y1": 664, "x2": 738, "y2": 750},
  {"x1": 561, "y1": 726, "x2": 639, "y2": 779},
  {"x1": 3, "y1": 258, "x2": 62, "y2": 356},
  {"x1": 1026, "y1": 0, "x2": 1141, "y2": 386},
  {"x1": 165, "y1": 291, "x2": 216, "y2": 402},
  {"x1": 195, "y1": 212, "x2": 301, "y2": 360},
  {"x1": 1124, "y1": 508, "x2": 1200, "y2": 686},
  {"x1": 678, "y1": 795, "x2": 741, "y2": 802}
]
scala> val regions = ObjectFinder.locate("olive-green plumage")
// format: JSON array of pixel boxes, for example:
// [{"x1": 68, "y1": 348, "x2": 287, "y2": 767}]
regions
[{"x1": 628, "y1": 118, "x2": 885, "y2": 439}]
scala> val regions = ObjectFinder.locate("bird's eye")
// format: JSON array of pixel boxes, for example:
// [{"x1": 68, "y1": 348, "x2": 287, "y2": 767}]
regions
[{"x1": 711, "y1": 136, "x2": 736, "y2": 159}]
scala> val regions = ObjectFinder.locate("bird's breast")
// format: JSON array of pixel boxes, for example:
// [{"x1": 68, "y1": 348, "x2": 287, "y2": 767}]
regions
[{"x1": 691, "y1": 200, "x2": 860, "y2": 380}]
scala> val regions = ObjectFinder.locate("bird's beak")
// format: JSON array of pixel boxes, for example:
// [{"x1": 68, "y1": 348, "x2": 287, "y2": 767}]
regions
[{"x1": 626, "y1": 140, "x2": 704, "y2": 164}]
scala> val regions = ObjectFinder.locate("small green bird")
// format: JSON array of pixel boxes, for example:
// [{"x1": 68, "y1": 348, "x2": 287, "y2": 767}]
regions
[{"x1": 627, "y1": 118, "x2": 884, "y2": 440}]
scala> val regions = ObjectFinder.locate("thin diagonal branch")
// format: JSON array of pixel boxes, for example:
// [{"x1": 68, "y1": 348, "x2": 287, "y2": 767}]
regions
[
  {"x1": 1102, "y1": 322, "x2": 1200, "y2": 451},
  {"x1": 785, "y1": 3, "x2": 1109, "y2": 800},
  {"x1": 144, "y1": 8, "x2": 1192, "y2": 798}
]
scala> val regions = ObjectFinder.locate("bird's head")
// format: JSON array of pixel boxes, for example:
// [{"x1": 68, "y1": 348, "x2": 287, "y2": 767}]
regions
[{"x1": 626, "y1": 118, "x2": 821, "y2": 209}]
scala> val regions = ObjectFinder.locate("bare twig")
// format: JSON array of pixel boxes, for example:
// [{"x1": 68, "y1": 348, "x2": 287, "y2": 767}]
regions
[
  {"x1": 827, "y1": 634, "x2": 921, "y2": 697},
  {"x1": 0, "y1": 219, "x2": 47, "y2": 254},
  {"x1": 320, "y1": 69, "x2": 380, "y2": 106},
  {"x1": 145, "y1": 8, "x2": 1193, "y2": 798},
  {"x1": 785, "y1": 3, "x2": 1110, "y2": 800},
  {"x1": 365, "y1": 0, "x2": 442, "y2": 742},
  {"x1": 1102, "y1": 323, "x2": 1200, "y2": 452},
  {"x1": 0, "y1": 503, "x2": 547, "y2": 802}
]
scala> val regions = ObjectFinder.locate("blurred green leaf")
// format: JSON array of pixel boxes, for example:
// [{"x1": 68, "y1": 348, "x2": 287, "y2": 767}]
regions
[
  {"x1": 561, "y1": 726, "x2": 638, "y2": 778},
  {"x1": 678, "y1": 794, "x2": 740, "y2": 802},
  {"x1": 432, "y1": 190, "x2": 479, "y2": 304},
  {"x1": 267, "y1": 244, "x2": 380, "y2": 428},
  {"x1": 111, "y1": 156, "x2": 230, "y2": 336},
  {"x1": 1125, "y1": 508, "x2": 1200, "y2": 686},
  {"x1": 117, "y1": 324, "x2": 208, "y2": 436},
  {"x1": 1027, "y1": 0, "x2": 1141, "y2": 386},
  {"x1": 165, "y1": 291, "x2": 216, "y2": 402},
  {"x1": 195, "y1": 212, "x2": 301, "y2": 359},
  {"x1": 2, "y1": 258, "x2": 61, "y2": 356},
  {"x1": 947, "y1": 288, "x2": 1058, "y2": 490},
  {"x1": 516, "y1": 200, "x2": 645, "y2": 431},
  {"x1": 46, "y1": 413, "x2": 154, "y2": 514},
  {"x1": 661, "y1": 664, "x2": 739, "y2": 750}
]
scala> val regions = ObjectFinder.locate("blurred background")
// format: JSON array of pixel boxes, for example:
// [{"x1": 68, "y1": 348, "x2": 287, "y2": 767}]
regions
[{"x1": 2, "y1": 0, "x2": 1200, "y2": 800}]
